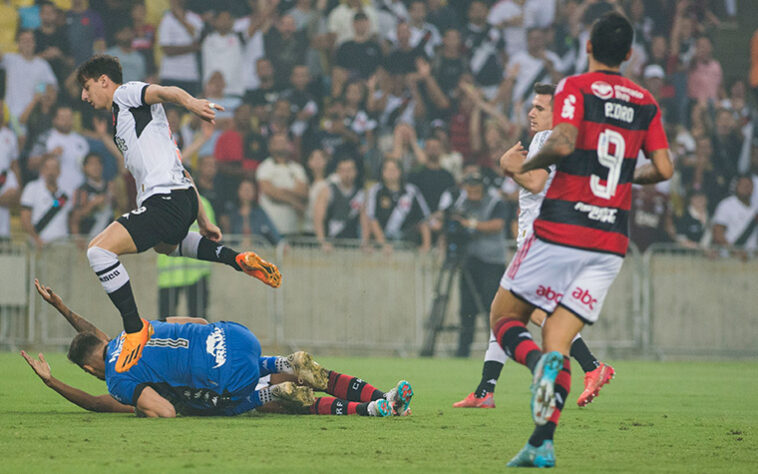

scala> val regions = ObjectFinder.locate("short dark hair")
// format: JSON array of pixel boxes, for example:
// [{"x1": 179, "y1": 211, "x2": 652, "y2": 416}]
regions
[
  {"x1": 67, "y1": 332, "x2": 103, "y2": 368},
  {"x1": 353, "y1": 12, "x2": 368, "y2": 22},
  {"x1": 76, "y1": 54, "x2": 123, "y2": 87},
  {"x1": 533, "y1": 82, "x2": 556, "y2": 97},
  {"x1": 589, "y1": 12, "x2": 634, "y2": 68},
  {"x1": 83, "y1": 152, "x2": 103, "y2": 167}
]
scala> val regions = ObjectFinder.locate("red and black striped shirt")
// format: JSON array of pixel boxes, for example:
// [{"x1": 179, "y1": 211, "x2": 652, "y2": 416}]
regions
[{"x1": 533, "y1": 70, "x2": 669, "y2": 256}]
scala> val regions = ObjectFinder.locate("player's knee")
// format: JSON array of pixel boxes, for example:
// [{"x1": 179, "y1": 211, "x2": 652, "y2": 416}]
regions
[{"x1": 87, "y1": 246, "x2": 118, "y2": 269}]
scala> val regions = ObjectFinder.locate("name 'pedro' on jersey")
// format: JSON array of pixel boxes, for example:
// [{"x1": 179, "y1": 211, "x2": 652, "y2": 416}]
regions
[
  {"x1": 112, "y1": 81, "x2": 192, "y2": 206},
  {"x1": 533, "y1": 71, "x2": 669, "y2": 256}
]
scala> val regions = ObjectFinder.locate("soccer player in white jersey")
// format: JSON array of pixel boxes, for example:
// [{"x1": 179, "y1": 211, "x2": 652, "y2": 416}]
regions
[
  {"x1": 76, "y1": 55, "x2": 281, "y2": 373},
  {"x1": 454, "y1": 83, "x2": 615, "y2": 410}
]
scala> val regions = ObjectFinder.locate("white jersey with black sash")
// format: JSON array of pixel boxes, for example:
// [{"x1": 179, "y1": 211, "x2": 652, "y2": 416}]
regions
[
  {"x1": 111, "y1": 81, "x2": 192, "y2": 206},
  {"x1": 366, "y1": 182, "x2": 430, "y2": 240},
  {"x1": 325, "y1": 182, "x2": 366, "y2": 239},
  {"x1": 20, "y1": 178, "x2": 73, "y2": 243},
  {"x1": 517, "y1": 129, "x2": 556, "y2": 247}
]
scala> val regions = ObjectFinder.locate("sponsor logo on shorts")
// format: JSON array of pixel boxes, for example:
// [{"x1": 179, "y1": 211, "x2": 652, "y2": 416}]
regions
[
  {"x1": 536, "y1": 285, "x2": 563, "y2": 302},
  {"x1": 206, "y1": 327, "x2": 227, "y2": 369},
  {"x1": 571, "y1": 287, "x2": 598, "y2": 310}
]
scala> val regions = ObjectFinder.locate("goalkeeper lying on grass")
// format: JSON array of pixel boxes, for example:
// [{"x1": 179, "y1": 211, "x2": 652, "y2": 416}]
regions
[{"x1": 22, "y1": 279, "x2": 413, "y2": 418}]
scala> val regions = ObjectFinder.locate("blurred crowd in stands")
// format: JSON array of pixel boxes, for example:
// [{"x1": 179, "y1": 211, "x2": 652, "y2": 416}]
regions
[{"x1": 0, "y1": 0, "x2": 756, "y2": 258}]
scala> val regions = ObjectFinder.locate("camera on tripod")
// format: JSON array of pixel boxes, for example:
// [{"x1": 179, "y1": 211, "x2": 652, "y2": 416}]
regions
[{"x1": 443, "y1": 209, "x2": 471, "y2": 260}]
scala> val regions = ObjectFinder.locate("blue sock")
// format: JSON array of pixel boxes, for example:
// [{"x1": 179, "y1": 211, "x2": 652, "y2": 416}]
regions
[{"x1": 259, "y1": 356, "x2": 280, "y2": 376}]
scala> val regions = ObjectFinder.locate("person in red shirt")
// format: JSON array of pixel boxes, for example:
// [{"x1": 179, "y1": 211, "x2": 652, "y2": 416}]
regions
[{"x1": 496, "y1": 12, "x2": 673, "y2": 467}]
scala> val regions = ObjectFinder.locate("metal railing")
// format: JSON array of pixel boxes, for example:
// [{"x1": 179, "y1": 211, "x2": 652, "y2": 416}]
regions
[{"x1": 1, "y1": 237, "x2": 756, "y2": 358}]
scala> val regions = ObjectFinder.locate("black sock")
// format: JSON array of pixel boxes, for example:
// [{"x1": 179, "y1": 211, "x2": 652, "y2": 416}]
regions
[
  {"x1": 494, "y1": 318, "x2": 542, "y2": 372},
  {"x1": 570, "y1": 336, "x2": 600, "y2": 373},
  {"x1": 528, "y1": 422, "x2": 556, "y2": 447},
  {"x1": 474, "y1": 360, "x2": 504, "y2": 397},
  {"x1": 196, "y1": 237, "x2": 241, "y2": 271},
  {"x1": 108, "y1": 281, "x2": 142, "y2": 333}
]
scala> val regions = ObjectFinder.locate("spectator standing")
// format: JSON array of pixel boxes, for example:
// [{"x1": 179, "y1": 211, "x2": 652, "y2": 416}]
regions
[
  {"x1": 433, "y1": 28, "x2": 467, "y2": 98},
  {"x1": 234, "y1": 0, "x2": 277, "y2": 96},
  {"x1": 366, "y1": 159, "x2": 431, "y2": 251},
  {"x1": 158, "y1": 0, "x2": 203, "y2": 95},
  {"x1": 28, "y1": 105, "x2": 88, "y2": 193},
  {"x1": 28, "y1": 105, "x2": 89, "y2": 194},
  {"x1": 385, "y1": 0, "x2": 441, "y2": 59},
  {"x1": 0, "y1": 103, "x2": 20, "y2": 240},
  {"x1": 687, "y1": 35, "x2": 723, "y2": 104},
  {"x1": 328, "y1": 0, "x2": 379, "y2": 47},
  {"x1": 303, "y1": 148, "x2": 328, "y2": 236},
  {"x1": 34, "y1": 1, "x2": 72, "y2": 86},
  {"x1": 334, "y1": 12, "x2": 384, "y2": 81},
  {"x1": 130, "y1": 1, "x2": 157, "y2": 78},
  {"x1": 256, "y1": 133, "x2": 308, "y2": 236},
  {"x1": 20, "y1": 156, "x2": 72, "y2": 247},
  {"x1": 629, "y1": 185, "x2": 672, "y2": 252},
  {"x1": 264, "y1": 14, "x2": 308, "y2": 87},
  {"x1": 488, "y1": 0, "x2": 527, "y2": 58},
  {"x1": 712, "y1": 175, "x2": 757, "y2": 252},
  {"x1": 282, "y1": 65, "x2": 319, "y2": 139},
  {"x1": 426, "y1": 0, "x2": 459, "y2": 34},
  {"x1": 105, "y1": 23, "x2": 147, "y2": 84},
  {"x1": 1, "y1": 29, "x2": 57, "y2": 119},
  {"x1": 222, "y1": 178, "x2": 282, "y2": 246},
  {"x1": 408, "y1": 136, "x2": 455, "y2": 213},
  {"x1": 313, "y1": 154, "x2": 366, "y2": 251},
  {"x1": 66, "y1": 0, "x2": 106, "y2": 66},
  {"x1": 674, "y1": 190, "x2": 711, "y2": 249},
  {"x1": 193, "y1": 155, "x2": 226, "y2": 220},
  {"x1": 214, "y1": 103, "x2": 261, "y2": 184},
  {"x1": 201, "y1": 9, "x2": 245, "y2": 97},
  {"x1": 463, "y1": 1, "x2": 505, "y2": 98},
  {"x1": 70, "y1": 153, "x2": 113, "y2": 238}
]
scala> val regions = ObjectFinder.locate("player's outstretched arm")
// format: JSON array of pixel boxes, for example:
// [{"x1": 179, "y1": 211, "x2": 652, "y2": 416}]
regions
[
  {"x1": 20, "y1": 351, "x2": 133, "y2": 413},
  {"x1": 520, "y1": 123, "x2": 577, "y2": 173},
  {"x1": 34, "y1": 279, "x2": 110, "y2": 342},
  {"x1": 633, "y1": 148, "x2": 674, "y2": 185},
  {"x1": 143, "y1": 84, "x2": 223, "y2": 124}
]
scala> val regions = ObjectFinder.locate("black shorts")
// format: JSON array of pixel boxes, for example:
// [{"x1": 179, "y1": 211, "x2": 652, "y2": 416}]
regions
[{"x1": 117, "y1": 188, "x2": 198, "y2": 252}]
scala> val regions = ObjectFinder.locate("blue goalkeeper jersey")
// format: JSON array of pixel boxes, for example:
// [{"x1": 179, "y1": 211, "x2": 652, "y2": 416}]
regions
[{"x1": 105, "y1": 321, "x2": 261, "y2": 415}]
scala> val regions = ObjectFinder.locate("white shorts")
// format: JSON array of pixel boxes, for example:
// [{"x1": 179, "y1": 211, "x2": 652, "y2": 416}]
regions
[{"x1": 500, "y1": 234, "x2": 624, "y2": 324}]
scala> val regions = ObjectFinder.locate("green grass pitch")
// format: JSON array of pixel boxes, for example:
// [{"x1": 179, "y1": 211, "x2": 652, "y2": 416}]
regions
[{"x1": 1, "y1": 353, "x2": 755, "y2": 473}]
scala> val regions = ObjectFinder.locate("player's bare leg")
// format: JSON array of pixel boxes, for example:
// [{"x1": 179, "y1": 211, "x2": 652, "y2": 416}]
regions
[
  {"x1": 530, "y1": 309, "x2": 615, "y2": 406},
  {"x1": 86, "y1": 221, "x2": 152, "y2": 373}
]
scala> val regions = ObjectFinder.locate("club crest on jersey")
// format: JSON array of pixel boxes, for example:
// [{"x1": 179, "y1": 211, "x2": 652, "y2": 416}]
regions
[
  {"x1": 591, "y1": 81, "x2": 614, "y2": 100},
  {"x1": 115, "y1": 136, "x2": 128, "y2": 153},
  {"x1": 206, "y1": 327, "x2": 227, "y2": 369}
]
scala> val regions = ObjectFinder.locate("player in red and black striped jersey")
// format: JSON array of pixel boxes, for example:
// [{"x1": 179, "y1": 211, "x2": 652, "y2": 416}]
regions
[{"x1": 494, "y1": 12, "x2": 673, "y2": 467}]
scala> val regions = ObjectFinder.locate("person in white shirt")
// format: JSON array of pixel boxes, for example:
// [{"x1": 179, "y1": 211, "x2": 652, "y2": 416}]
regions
[
  {"x1": 201, "y1": 9, "x2": 245, "y2": 97},
  {"x1": 712, "y1": 175, "x2": 757, "y2": 251},
  {"x1": 0, "y1": 29, "x2": 58, "y2": 119},
  {"x1": 158, "y1": 0, "x2": 204, "y2": 95},
  {"x1": 20, "y1": 156, "x2": 72, "y2": 247},
  {"x1": 495, "y1": 27, "x2": 563, "y2": 113},
  {"x1": 0, "y1": 106, "x2": 20, "y2": 240},
  {"x1": 105, "y1": 23, "x2": 146, "y2": 83},
  {"x1": 487, "y1": 0, "x2": 527, "y2": 58},
  {"x1": 256, "y1": 133, "x2": 309, "y2": 236},
  {"x1": 75, "y1": 54, "x2": 281, "y2": 373},
  {"x1": 28, "y1": 105, "x2": 89, "y2": 194},
  {"x1": 384, "y1": 0, "x2": 441, "y2": 58},
  {"x1": 454, "y1": 83, "x2": 614, "y2": 410},
  {"x1": 328, "y1": 0, "x2": 380, "y2": 47}
]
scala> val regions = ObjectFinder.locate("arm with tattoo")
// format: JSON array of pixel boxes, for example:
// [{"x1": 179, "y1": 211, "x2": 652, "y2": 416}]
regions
[
  {"x1": 520, "y1": 123, "x2": 577, "y2": 173},
  {"x1": 34, "y1": 279, "x2": 110, "y2": 342}
]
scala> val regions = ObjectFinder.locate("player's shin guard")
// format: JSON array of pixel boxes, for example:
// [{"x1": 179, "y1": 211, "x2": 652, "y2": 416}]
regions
[
  {"x1": 87, "y1": 246, "x2": 141, "y2": 333},
  {"x1": 569, "y1": 333, "x2": 600, "y2": 373},
  {"x1": 474, "y1": 330, "x2": 507, "y2": 397},
  {"x1": 172, "y1": 231, "x2": 241, "y2": 270},
  {"x1": 310, "y1": 397, "x2": 369, "y2": 416},
  {"x1": 327, "y1": 371, "x2": 385, "y2": 402},
  {"x1": 528, "y1": 356, "x2": 571, "y2": 447},
  {"x1": 493, "y1": 318, "x2": 542, "y2": 373}
]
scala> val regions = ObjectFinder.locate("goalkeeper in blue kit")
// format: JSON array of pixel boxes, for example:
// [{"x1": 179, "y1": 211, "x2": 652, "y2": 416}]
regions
[{"x1": 23, "y1": 280, "x2": 413, "y2": 418}]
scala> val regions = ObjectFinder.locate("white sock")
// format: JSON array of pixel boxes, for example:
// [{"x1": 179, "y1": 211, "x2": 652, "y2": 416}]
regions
[
  {"x1": 484, "y1": 330, "x2": 508, "y2": 364},
  {"x1": 170, "y1": 231, "x2": 202, "y2": 257}
]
